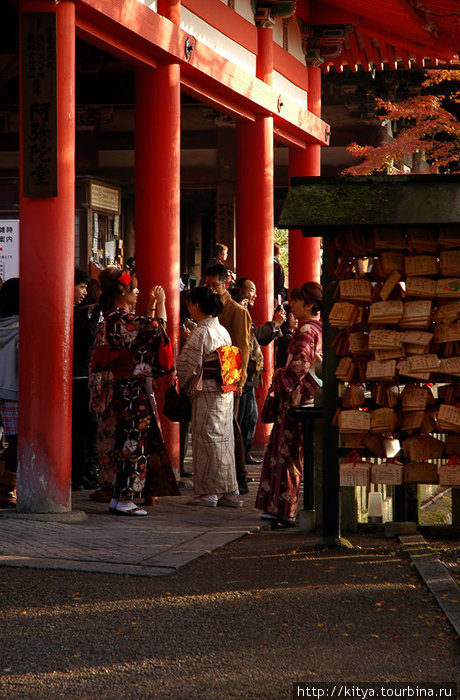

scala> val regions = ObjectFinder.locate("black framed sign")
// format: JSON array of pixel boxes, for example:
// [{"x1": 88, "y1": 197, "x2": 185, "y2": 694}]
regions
[{"x1": 21, "y1": 12, "x2": 58, "y2": 197}]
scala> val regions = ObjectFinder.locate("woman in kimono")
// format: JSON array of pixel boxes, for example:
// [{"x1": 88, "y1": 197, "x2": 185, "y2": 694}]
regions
[
  {"x1": 255, "y1": 282, "x2": 322, "y2": 527},
  {"x1": 90, "y1": 266, "x2": 179, "y2": 516},
  {"x1": 176, "y1": 286, "x2": 242, "y2": 508}
]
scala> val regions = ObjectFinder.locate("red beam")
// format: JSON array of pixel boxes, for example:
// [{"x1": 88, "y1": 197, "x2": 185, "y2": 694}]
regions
[
  {"x1": 76, "y1": 0, "x2": 329, "y2": 145},
  {"x1": 76, "y1": 15, "x2": 158, "y2": 69},
  {"x1": 361, "y1": 32, "x2": 383, "y2": 70},
  {"x1": 348, "y1": 31, "x2": 370, "y2": 71},
  {"x1": 358, "y1": 20, "x2": 457, "y2": 60},
  {"x1": 180, "y1": 75, "x2": 255, "y2": 122}
]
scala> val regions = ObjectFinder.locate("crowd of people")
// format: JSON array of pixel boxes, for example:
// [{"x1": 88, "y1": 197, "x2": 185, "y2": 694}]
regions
[{"x1": 0, "y1": 243, "x2": 322, "y2": 528}]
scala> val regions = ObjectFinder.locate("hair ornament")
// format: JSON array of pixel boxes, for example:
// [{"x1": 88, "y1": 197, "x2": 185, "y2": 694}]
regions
[{"x1": 118, "y1": 271, "x2": 131, "y2": 286}]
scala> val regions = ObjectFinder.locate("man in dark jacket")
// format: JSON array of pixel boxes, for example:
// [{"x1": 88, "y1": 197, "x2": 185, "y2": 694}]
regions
[
  {"x1": 234, "y1": 278, "x2": 285, "y2": 465},
  {"x1": 72, "y1": 268, "x2": 102, "y2": 490}
]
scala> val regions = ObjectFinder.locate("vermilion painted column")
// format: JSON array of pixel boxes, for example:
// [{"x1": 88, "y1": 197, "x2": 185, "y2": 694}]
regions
[
  {"x1": 135, "y1": 60, "x2": 181, "y2": 476},
  {"x1": 288, "y1": 66, "x2": 322, "y2": 287},
  {"x1": 18, "y1": 0, "x2": 75, "y2": 512},
  {"x1": 256, "y1": 26, "x2": 274, "y2": 85},
  {"x1": 235, "y1": 22, "x2": 275, "y2": 445},
  {"x1": 236, "y1": 24, "x2": 275, "y2": 446},
  {"x1": 157, "y1": 0, "x2": 180, "y2": 25},
  {"x1": 236, "y1": 116, "x2": 274, "y2": 445}
]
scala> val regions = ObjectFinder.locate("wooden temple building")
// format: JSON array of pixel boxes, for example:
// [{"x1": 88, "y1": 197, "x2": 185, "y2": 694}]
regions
[{"x1": 0, "y1": 0, "x2": 459, "y2": 512}]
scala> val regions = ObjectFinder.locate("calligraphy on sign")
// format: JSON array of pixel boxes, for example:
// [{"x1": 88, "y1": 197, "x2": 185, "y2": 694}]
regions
[
  {"x1": 21, "y1": 12, "x2": 58, "y2": 197},
  {"x1": 0, "y1": 221, "x2": 19, "y2": 281}
]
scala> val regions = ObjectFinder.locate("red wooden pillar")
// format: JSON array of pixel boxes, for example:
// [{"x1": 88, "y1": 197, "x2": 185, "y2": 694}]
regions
[
  {"x1": 235, "y1": 22, "x2": 275, "y2": 445},
  {"x1": 236, "y1": 115, "x2": 274, "y2": 445},
  {"x1": 18, "y1": 0, "x2": 75, "y2": 512},
  {"x1": 288, "y1": 66, "x2": 322, "y2": 287},
  {"x1": 135, "y1": 59, "x2": 181, "y2": 476}
]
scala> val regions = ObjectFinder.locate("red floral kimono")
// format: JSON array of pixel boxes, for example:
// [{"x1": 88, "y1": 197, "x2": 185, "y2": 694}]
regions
[
  {"x1": 89, "y1": 307, "x2": 179, "y2": 502},
  {"x1": 255, "y1": 319, "x2": 322, "y2": 520}
]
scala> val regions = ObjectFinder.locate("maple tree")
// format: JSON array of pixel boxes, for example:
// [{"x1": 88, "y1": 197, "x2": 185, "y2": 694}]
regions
[{"x1": 343, "y1": 70, "x2": 460, "y2": 175}]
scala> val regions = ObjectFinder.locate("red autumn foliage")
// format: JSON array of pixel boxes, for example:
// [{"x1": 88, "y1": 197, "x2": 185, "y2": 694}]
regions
[{"x1": 343, "y1": 70, "x2": 460, "y2": 175}]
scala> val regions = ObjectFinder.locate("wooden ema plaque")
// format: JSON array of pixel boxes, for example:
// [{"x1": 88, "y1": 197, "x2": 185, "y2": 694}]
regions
[
  {"x1": 404, "y1": 462, "x2": 439, "y2": 484},
  {"x1": 371, "y1": 461, "x2": 403, "y2": 485}
]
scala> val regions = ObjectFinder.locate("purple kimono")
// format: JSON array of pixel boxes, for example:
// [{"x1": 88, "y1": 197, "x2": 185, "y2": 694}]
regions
[{"x1": 255, "y1": 319, "x2": 322, "y2": 520}]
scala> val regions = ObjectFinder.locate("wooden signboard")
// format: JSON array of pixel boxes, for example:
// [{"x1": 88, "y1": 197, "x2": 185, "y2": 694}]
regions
[{"x1": 21, "y1": 13, "x2": 58, "y2": 197}]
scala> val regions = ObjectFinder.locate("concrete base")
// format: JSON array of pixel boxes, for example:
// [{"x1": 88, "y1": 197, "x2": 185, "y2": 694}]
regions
[
  {"x1": 0, "y1": 509, "x2": 88, "y2": 522},
  {"x1": 298, "y1": 509, "x2": 316, "y2": 533}
]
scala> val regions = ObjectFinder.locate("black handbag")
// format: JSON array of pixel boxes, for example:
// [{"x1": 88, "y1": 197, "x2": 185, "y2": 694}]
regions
[
  {"x1": 260, "y1": 383, "x2": 279, "y2": 424},
  {"x1": 162, "y1": 377, "x2": 192, "y2": 422}
]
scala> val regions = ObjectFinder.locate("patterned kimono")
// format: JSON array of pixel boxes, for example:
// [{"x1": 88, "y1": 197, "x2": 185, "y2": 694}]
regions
[
  {"x1": 255, "y1": 319, "x2": 322, "y2": 520},
  {"x1": 89, "y1": 307, "x2": 179, "y2": 501},
  {"x1": 176, "y1": 317, "x2": 238, "y2": 496}
]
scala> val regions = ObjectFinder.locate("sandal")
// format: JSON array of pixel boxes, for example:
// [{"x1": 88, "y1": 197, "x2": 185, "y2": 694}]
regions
[
  {"x1": 218, "y1": 496, "x2": 243, "y2": 508},
  {"x1": 108, "y1": 498, "x2": 118, "y2": 514},
  {"x1": 260, "y1": 512, "x2": 296, "y2": 529},
  {"x1": 187, "y1": 495, "x2": 218, "y2": 507},
  {"x1": 116, "y1": 502, "x2": 148, "y2": 516}
]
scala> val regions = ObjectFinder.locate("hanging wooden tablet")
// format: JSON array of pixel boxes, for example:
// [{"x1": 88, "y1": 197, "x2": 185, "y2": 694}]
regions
[
  {"x1": 371, "y1": 228, "x2": 407, "y2": 250},
  {"x1": 335, "y1": 357, "x2": 356, "y2": 382},
  {"x1": 379, "y1": 270, "x2": 402, "y2": 300},
  {"x1": 329, "y1": 302, "x2": 359, "y2": 327},
  {"x1": 338, "y1": 409, "x2": 371, "y2": 433},
  {"x1": 403, "y1": 434, "x2": 445, "y2": 461},
  {"x1": 401, "y1": 410, "x2": 425, "y2": 432},
  {"x1": 348, "y1": 331, "x2": 370, "y2": 355},
  {"x1": 436, "y1": 278, "x2": 460, "y2": 298},
  {"x1": 366, "y1": 359, "x2": 397, "y2": 381},
  {"x1": 434, "y1": 322, "x2": 460, "y2": 344},
  {"x1": 399, "y1": 300, "x2": 432, "y2": 329},
  {"x1": 371, "y1": 459, "x2": 404, "y2": 485},
  {"x1": 401, "y1": 330, "x2": 434, "y2": 346},
  {"x1": 370, "y1": 407, "x2": 397, "y2": 433},
  {"x1": 374, "y1": 347, "x2": 405, "y2": 360},
  {"x1": 369, "y1": 329, "x2": 403, "y2": 350},
  {"x1": 374, "y1": 252, "x2": 406, "y2": 278},
  {"x1": 368, "y1": 300, "x2": 404, "y2": 324},
  {"x1": 439, "y1": 357, "x2": 460, "y2": 377},
  {"x1": 437, "y1": 404, "x2": 460, "y2": 431},
  {"x1": 405, "y1": 277, "x2": 437, "y2": 299},
  {"x1": 404, "y1": 462, "x2": 439, "y2": 484},
  {"x1": 439, "y1": 250, "x2": 460, "y2": 277},
  {"x1": 339, "y1": 278, "x2": 372, "y2": 302},
  {"x1": 401, "y1": 384, "x2": 430, "y2": 412},
  {"x1": 438, "y1": 457, "x2": 460, "y2": 486},
  {"x1": 405, "y1": 255, "x2": 439, "y2": 277},
  {"x1": 434, "y1": 300, "x2": 460, "y2": 325},
  {"x1": 362, "y1": 432, "x2": 387, "y2": 457},
  {"x1": 339, "y1": 451, "x2": 371, "y2": 486}
]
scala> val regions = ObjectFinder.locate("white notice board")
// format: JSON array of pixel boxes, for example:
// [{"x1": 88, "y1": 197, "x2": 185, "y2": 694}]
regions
[{"x1": 0, "y1": 220, "x2": 19, "y2": 281}]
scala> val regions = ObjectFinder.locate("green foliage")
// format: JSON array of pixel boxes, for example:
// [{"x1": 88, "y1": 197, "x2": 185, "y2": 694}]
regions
[{"x1": 274, "y1": 227, "x2": 289, "y2": 286}]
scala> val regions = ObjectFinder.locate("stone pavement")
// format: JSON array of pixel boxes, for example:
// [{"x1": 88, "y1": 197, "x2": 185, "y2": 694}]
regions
[
  {"x1": 1, "y1": 452, "x2": 459, "y2": 641},
  {"x1": 0, "y1": 461, "x2": 264, "y2": 577}
]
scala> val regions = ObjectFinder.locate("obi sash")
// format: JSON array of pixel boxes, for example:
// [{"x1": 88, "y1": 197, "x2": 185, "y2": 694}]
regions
[{"x1": 202, "y1": 345, "x2": 242, "y2": 392}]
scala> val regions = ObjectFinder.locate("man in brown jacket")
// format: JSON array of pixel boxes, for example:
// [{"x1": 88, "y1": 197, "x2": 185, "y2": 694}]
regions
[{"x1": 205, "y1": 263, "x2": 252, "y2": 493}]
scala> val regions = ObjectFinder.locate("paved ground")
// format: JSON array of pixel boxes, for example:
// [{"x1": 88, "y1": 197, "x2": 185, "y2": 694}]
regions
[
  {"x1": 0, "y1": 454, "x2": 459, "y2": 699},
  {"x1": 0, "y1": 460, "x2": 263, "y2": 576}
]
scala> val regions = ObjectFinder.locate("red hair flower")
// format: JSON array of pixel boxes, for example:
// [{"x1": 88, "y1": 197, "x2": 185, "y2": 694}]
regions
[{"x1": 118, "y1": 271, "x2": 131, "y2": 286}]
